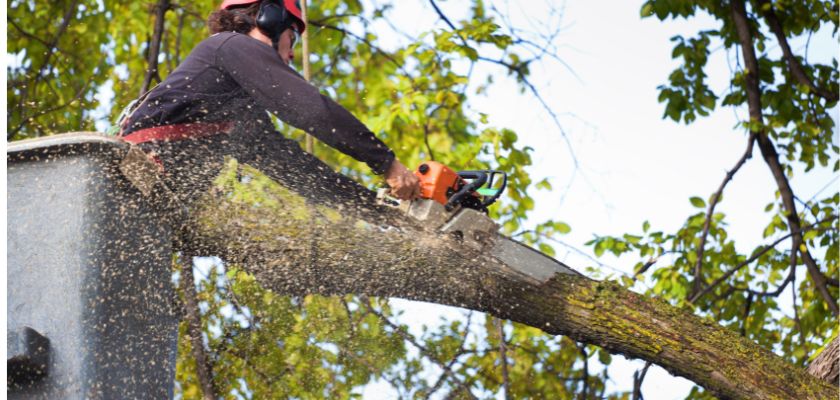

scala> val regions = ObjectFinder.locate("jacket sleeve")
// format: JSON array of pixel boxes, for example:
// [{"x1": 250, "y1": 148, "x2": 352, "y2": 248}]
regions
[{"x1": 215, "y1": 33, "x2": 395, "y2": 175}]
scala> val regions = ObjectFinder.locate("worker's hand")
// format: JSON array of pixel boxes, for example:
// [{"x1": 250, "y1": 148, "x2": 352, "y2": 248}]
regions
[{"x1": 384, "y1": 159, "x2": 421, "y2": 201}]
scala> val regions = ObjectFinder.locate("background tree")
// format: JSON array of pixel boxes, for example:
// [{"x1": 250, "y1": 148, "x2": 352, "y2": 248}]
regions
[
  {"x1": 7, "y1": 0, "x2": 837, "y2": 398},
  {"x1": 586, "y1": 1, "x2": 837, "y2": 395}
]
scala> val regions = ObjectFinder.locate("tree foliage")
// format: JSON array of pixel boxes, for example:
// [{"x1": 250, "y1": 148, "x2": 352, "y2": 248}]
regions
[
  {"x1": 586, "y1": 0, "x2": 838, "y2": 396},
  {"x1": 7, "y1": 0, "x2": 837, "y2": 398}
]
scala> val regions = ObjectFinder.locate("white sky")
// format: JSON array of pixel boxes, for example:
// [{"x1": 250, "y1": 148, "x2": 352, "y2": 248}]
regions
[{"x1": 358, "y1": 1, "x2": 838, "y2": 398}]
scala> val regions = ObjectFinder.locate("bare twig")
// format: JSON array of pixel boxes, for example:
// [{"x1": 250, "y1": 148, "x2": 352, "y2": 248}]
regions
[
  {"x1": 690, "y1": 133, "x2": 757, "y2": 299},
  {"x1": 174, "y1": 10, "x2": 186, "y2": 66},
  {"x1": 495, "y1": 318, "x2": 511, "y2": 400},
  {"x1": 428, "y1": 0, "x2": 580, "y2": 170}
]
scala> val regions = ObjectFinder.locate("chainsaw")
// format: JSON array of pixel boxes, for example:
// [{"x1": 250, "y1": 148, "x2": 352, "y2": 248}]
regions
[{"x1": 377, "y1": 161, "x2": 578, "y2": 283}]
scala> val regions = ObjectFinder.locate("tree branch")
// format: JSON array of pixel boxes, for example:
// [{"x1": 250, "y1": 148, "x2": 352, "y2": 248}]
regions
[
  {"x1": 807, "y1": 337, "x2": 839, "y2": 385},
  {"x1": 740, "y1": 292, "x2": 754, "y2": 337},
  {"x1": 7, "y1": 17, "x2": 81, "y2": 62},
  {"x1": 734, "y1": 238, "x2": 799, "y2": 298},
  {"x1": 632, "y1": 362, "x2": 651, "y2": 400},
  {"x1": 578, "y1": 344, "x2": 589, "y2": 399},
  {"x1": 30, "y1": 0, "x2": 79, "y2": 92},
  {"x1": 180, "y1": 255, "x2": 219, "y2": 400},
  {"x1": 428, "y1": 0, "x2": 580, "y2": 170},
  {"x1": 426, "y1": 312, "x2": 472, "y2": 399},
  {"x1": 689, "y1": 216, "x2": 835, "y2": 303},
  {"x1": 8, "y1": 80, "x2": 90, "y2": 139},
  {"x1": 756, "y1": 0, "x2": 838, "y2": 102},
  {"x1": 495, "y1": 318, "x2": 511, "y2": 400},
  {"x1": 13, "y1": 0, "x2": 80, "y2": 137},
  {"x1": 140, "y1": 0, "x2": 171, "y2": 95},
  {"x1": 184, "y1": 151, "x2": 837, "y2": 399},
  {"x1": 690, "y1": 133, "x2": 756, "y2": 299},
  {"x1": 309, "y1": 20, "x2": 407, "y2": 75},
  {"x1": 362, "y1": 303, "x2": 478, "y2": 400},
  {"x1": 729, "y1": 0, "x2": 838, "y2": 316}
]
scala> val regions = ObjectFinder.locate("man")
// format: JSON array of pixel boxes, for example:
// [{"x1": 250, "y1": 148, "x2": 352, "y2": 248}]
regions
[{"x1": 120, "y1": 0, "x2": 420, "y2": 205}]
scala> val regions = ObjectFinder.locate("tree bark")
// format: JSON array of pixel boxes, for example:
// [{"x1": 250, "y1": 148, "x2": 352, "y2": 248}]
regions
[
  {"x1": 181, "y1": 160, "x2": 836, "y2": 400},
  {"x1": 807, "y1": 337, "x2": 839, "y2": 385}
]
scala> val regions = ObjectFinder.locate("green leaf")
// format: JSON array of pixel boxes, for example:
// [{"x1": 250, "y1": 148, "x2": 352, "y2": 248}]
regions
[
  {"x1": 690, "y1": 196, "x2": 706, "y2": 208},
  {"x1": 555, "y1": 221, "x2": 571, "y2": 234},
  {"x1": 538, "y1": 243, "x2": 556, "y2": 257},
  {"x1": 640, "y1": 2, "x2": 654, "y2": 17}
]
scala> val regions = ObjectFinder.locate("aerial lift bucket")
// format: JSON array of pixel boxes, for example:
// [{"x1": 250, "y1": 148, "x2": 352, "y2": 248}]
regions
[{"x1": 7, "y1": 134, "x2": 179, "y2": 399}]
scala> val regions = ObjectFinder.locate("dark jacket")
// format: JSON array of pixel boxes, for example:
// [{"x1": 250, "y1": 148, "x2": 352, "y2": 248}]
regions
[{"x1": 124, "y1": 32, "x2": 394, "y2": 174}]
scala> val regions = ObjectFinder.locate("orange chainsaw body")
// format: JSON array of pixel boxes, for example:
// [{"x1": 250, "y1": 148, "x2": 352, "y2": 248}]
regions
[{"x1": 414, "y1": 161, "x2": 463, "y2": 205}]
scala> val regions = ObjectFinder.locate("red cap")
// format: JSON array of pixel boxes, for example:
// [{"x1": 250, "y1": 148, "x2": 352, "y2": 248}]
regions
[{"x1": 220, "y1": 0, "x2": 305, "y2": 33}]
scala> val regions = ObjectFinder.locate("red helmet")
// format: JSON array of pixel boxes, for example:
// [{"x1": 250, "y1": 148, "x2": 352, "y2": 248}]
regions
[{"x1": 220, "y1": 0, "x2": 305, "y2": 33}]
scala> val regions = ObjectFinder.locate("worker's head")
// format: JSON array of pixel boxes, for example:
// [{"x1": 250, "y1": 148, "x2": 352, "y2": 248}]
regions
[{"x1": 208, "y1": 0, "x2": 305, "y2": 65}]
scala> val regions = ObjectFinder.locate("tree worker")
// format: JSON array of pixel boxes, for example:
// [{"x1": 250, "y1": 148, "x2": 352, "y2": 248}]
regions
[{"x1": 119, "y1": 0, "x2": 421, "y2": 206}]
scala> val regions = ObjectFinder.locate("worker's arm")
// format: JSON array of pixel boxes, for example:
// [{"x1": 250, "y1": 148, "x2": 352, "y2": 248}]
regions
[{"x1": 216, "y1": 33, "x2": 396, "y2": 175}]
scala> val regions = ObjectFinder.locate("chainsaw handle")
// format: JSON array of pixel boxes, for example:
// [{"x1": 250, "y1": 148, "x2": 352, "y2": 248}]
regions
[
  {"x1": 481, "y1": 170, "x2": 507, "y2": 208},
  {"x1": 446, "y1": 171, "x2": 488, "y2": 211}
]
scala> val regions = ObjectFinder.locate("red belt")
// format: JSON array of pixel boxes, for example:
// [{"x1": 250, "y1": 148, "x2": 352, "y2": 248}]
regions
[{"x1": 122, "y1": 121, "x2": 235, "y2": 144}]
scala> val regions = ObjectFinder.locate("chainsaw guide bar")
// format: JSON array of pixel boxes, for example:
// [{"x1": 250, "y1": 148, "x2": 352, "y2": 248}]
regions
[{"x1": 376, "y1": 190, "x2": 580, "y2": 283}]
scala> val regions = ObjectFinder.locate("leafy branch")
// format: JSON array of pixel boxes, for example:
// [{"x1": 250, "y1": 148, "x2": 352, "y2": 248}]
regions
[{"x1": 729, "y1": 0, "x2": 838, "y2": 316}]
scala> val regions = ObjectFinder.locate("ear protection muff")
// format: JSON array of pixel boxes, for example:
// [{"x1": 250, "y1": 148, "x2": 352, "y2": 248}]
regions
[{"x1": 256, "y1": 0, "x2": 291, "y2": 50}]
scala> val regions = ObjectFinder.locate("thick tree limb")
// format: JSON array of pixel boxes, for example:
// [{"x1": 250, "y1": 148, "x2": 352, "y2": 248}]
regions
[
  {"x1": 729, "y1": 0, "x2": 838, "y2": 316},
  {"x1": 807, "y1": 336, "x2": 839, "y2": 385},
  {"x1": 182, "y1": 159, "x2": 835, "y2": 400}
]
